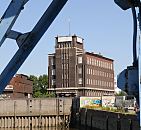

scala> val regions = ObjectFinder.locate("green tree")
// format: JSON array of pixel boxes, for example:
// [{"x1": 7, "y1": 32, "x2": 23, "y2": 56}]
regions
[
  {"x1": 115, "y1": 90, "x2": 127, "y2": 96},
  {"x1": 38, "y1": 75, "x2": 48, "y2": 95},
  {"x1": 29, "y1": 74, "x2": 55, "y2": 98},
  {"x1": 29, "y1": 75, "x2": 39, "y2": 95}
]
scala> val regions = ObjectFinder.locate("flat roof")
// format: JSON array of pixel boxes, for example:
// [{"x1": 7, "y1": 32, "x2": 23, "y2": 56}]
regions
[{"x1": 85, "y1": 52, "x2": 114, "y2": 61}]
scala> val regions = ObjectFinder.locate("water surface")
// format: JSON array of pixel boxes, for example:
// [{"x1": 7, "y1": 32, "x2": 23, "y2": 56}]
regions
[{"x1": 0, "y1": 128, "x2": 79, "y2": 130}]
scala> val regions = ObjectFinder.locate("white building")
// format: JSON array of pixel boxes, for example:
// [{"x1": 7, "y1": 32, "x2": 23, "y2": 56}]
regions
[{"x1": 114, "y1": 77, "x2": 121, "y2": 94}]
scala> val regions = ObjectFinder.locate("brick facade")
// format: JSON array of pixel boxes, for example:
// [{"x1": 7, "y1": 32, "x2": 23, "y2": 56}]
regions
[
  {"x1": 2, "y1": 74, "x2": 33, "y2": 99},
  {"x1": 48, "y1": 35, "x2": 114, "y2": 97}
]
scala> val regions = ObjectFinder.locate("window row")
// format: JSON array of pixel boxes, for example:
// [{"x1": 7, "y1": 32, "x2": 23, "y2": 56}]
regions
[
  {"x1": 62, "y1": 64, "x2": 69, "y2": 69},
  {"x1": 87, "y1": 57, "x2": 113, "y2": 70},
  {"x1": 57, "y1": 42, "x2": 72, "y2": 48},
  {"x1": 86, "y1": 68, "x2": 114, "y2": 78},
  {"x1": 86, "y1": 79, "x2": 114, "y2": 87},
  {"x1": 61, "y1": 54, "x2": 69, "y2": 59},
  {"x1": 62, "y1": 82, "x2": 69, "y2": 87},
  {"x1": 62, "y1": 74, "x2": 68, "y2": 79}
]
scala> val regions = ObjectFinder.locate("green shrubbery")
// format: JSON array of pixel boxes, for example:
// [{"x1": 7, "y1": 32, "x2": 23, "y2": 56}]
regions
[{"x1": 82, "y1": 105, "x2": 135, "y2": 114}]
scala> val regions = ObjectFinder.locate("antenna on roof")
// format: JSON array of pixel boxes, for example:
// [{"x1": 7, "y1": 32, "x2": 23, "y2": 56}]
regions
[{"x1": 68, "y1": 18, "x2": 71, "y2": 36}]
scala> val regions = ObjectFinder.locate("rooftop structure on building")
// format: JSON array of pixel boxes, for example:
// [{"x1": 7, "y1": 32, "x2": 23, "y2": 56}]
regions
[{"x1": 48, "y1": 35, "x2": 114, "y2": 97}]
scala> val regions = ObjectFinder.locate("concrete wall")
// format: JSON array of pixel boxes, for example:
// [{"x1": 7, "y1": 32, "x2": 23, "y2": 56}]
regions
[
  {"x1": 0, "y1": 98, "x2": 72, "y2": 128},
  {"x1": 79, "y1": 108, "x2": 139, "y2": 130}
]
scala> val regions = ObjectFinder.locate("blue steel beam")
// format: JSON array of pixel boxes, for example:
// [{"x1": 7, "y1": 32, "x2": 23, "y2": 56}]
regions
[
  {"x1": 138, "y1": 6, "x2": 141, "y2": 129},
  {"x1": 0, "y1": 0, "x2": 29, "y2": 46},
  {"x1": 115, "y1": 0, "x2": 141, "y2": 127},
  {"x1": 139, "y1": 40, "x2": 141, "y2": 128},
  {"x1": 0, "y1": 0, "x2": 68, "y2": 93}
]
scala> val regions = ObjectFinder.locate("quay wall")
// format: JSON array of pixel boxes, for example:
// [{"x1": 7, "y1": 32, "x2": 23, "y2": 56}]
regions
[
  {"x1": 1, "y1": 97, "x2": 139, "y2": 129},
  {"x1": 78, "y1": 108, "x2": 139, "y2": 130},
  {"x1": 0, "y1": 98, "x2": 72, "y2": 128}
]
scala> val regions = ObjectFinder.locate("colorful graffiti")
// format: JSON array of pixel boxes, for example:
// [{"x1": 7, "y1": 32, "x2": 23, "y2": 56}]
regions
[
  {"x1": 80, "y1": 97, "x2": 101, "y2": 108},
  {"x1": 102, "y1": 96, "x2": 115, "y2": 107}
]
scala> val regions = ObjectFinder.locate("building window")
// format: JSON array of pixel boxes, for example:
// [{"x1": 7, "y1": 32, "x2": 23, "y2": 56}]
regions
[
  {"x1": 78, "y1": 56, "x2": 82, "y2": 64},
  {"x1": 89, "y1": 58, "x2": 91, "y2": 65},
  {"x1": 104, "y1": 62, "x2": 106, "y2": 68},
  {"x1": 87, "y1": 79, "x2": 88, "y2": 84},
  {"x1": 91, "y1": 69, "x2": 93, "y2": 75},
  {"x1": 92, "y1": 59, "x2": 93, "y2": 65},
  {"x1": 52, "y1": 69, "x2": 55, "y2": 75},
  {"x1": 64, "y1": 64, "x2": 66, "y2": 69},
  {"x1": 97, "y1": 70, "x2": 99, "y2": 75},
  {"x1": 61, "y1": 55, "x2": 64, "y2": 60},
  {"x1": 97, "y1": 80, "x2": 100, "y2": 86},
  {"x1": 101, "y1": 61, "x2": 103, "y2": 68},
  {"x1": 111, "y1": 64, "x2": 113, "y2": 70},
  {"x1": 52, "y1": 79, "x2": 56, "y2": 86},
  {"x1": 78, "y1": 78, "x2": 82, "y2": 84},
  {"x1": 65, "y1": 64, "x2": 68, "y2": 69},
  {"x1": 68, "y1": 42, "x2": 71, "y2": 47},
  {"x1": 89, "y1": 79, "x2": 91, "y2": 85},
  {"x1": 106, "y1": 82, "x2": 108, "y2": 87},
  {"x1": 51, "y1": 59, "x2": 54, "y2": 65},
  {"x1": 96, "y1": 60, "x2": 98, "y2": 66},
  {"x1": 94, "y1": 59, "x2": 96, "y2": 66},
  {"x1": 66, "y1": 74, "x2": 68, "y2": 79},
  {"x1": 66, "y1": 54, "x2": 68, "y2": 59},
  {"x1": 99, "y1": 61, "x2": 101, "y2": 67},
  {"x1": 91, "y1": 79, "x2": 93, "y2": 85},
  {"x1": 89, "y1": 69, "x2": 91, "y2": 74},
  {"x1": 64, "y1": 74, "x2": 67, "y2": 79},
  {"x1": 78, "y1": 67, "x2": 82, "y2": 74},
  {"x1": 111, "y1": 82, "x2": 113, "y2": 87},
  {"x1": 106, "y1": 62, "x2": 108, "y2": 69},
  {"x1": 93, "y1": 80, "x2": 95, "y2": 85},
  {"x1": 87, "y1": 57, "x2": 89, "y2": 64},
  {"x1": 107, "y1": 63, "x2": 109, "y2": 69}
]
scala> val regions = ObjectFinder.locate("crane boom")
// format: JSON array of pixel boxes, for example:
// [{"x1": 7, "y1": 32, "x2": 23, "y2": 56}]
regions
[{"x1": 0, "y1": 0, "x2": 68, "y2": 93}]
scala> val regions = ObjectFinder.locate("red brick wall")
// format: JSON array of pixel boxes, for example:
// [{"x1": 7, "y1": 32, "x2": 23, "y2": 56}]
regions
[{"x1": 9, "y1": 74, "x2": 33, "y2": 98}]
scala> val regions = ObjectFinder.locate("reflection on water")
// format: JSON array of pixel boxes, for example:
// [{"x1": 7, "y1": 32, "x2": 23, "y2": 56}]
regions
[
  {"x1": 0, "y1": 127, "x2": 100, "y2": 130},
  {"x1": 0, "y1": 127, "x2": 98, "y2": 130},
  {"x1": 0, "y1": 127, "x2": 78, "y2": 130}
]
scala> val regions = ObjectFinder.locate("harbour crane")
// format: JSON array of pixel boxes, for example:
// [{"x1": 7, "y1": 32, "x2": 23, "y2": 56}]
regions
[
  {"x1": 1, "y1": 0, "x2": 141, "y2": 128},
  {"x1": 115, "y1": 0, "x2": 141, "y2": 128},
  {"x1": 0, "y1": 0, "x2": 68, "y2": 93}
]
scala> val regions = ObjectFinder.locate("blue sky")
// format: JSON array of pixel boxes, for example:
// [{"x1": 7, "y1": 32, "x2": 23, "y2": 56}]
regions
[{"x1": 0, "y1": 0, "x2": 136, "y2": 77}]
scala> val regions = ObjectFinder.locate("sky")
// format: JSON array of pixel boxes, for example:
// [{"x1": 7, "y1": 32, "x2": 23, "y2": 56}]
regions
[{"x1": 0, "y1": 0, "x2": 137, "y2": 77}]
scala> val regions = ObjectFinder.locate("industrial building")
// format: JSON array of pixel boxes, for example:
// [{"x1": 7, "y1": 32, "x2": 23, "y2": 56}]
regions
[
  {"x1": 48, "y1": 35, "x2": 114, "y2": 97},
  {"x1": 2, "y1": 74, "x2": 33, "y2": 99}
]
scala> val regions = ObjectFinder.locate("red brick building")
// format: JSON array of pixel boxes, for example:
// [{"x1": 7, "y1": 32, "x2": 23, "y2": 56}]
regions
[
  {"x1": 2, "y1": 74, "x2": 33, "y2": 99},
  {"x1": 48, "y1": 35, "x2": 114, "y2": 97}
]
